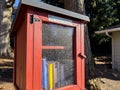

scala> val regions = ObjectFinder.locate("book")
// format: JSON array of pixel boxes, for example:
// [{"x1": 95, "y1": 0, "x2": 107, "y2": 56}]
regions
[
  {"x1": 56, "y1": 62, "x2": 61, "y2": 88},
  {"x1": 48, "y1": 63, "x2": 54, "y2": 90},
  {"x1": 60, "y1": 64, "x2": 65, "y2": 87},
  {"x1": 52, "y1": 62, "x2": 58, "y2": 89},
  {"x1": 47, "y1": 61, "x2": 61, "y2": 89},
  {"x1": 42, "y1": 58, "x2": 48, "y2": 90},
  {"x1": 42, "y1": 60, "x2": 66, "y2": 89}
]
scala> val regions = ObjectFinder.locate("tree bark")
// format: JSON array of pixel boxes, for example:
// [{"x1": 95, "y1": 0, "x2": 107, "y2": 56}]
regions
[
  {"x1": 64, "y1": 0, "x2": 85, "y2": 14},
  {"x1": 0, "y1": 0, "x2": 14, "y2": 58},
  {"x1": 64, "y1": 0, "x2": 94, "y2": 89}
]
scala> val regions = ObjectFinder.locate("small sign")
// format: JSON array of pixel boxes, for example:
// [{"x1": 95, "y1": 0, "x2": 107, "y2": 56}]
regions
[{"x1": 48, "y1": 15, "x2": 72, "y2": 25}]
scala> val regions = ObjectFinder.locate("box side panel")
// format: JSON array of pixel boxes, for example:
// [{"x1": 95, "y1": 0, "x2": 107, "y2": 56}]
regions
[
  {"x1": 26, "y1": 8, "x2": 34, "y2": 90},
  {"x1": 15, "y1": 19, "x2": 27, "y2": 90}
]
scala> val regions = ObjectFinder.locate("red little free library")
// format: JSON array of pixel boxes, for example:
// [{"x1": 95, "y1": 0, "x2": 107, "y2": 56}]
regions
[{"x1": 11, "y1": 0, "x2": 89, "y2": 90}]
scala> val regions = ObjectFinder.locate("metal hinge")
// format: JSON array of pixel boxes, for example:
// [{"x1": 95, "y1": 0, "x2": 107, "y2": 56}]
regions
[{"x1": 30, "y1": 15, "x2": 40, "y2": 24}]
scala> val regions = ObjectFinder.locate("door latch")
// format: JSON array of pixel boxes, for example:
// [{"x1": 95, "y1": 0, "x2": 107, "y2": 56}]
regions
[{"x1": 79, "y1": 53, "x2": 86, "y2": 59}]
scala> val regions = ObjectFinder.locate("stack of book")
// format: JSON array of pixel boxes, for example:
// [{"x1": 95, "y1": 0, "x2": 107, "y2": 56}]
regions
[{"x1": 42, "y1": 58, "x2": 65, "y2": 90}]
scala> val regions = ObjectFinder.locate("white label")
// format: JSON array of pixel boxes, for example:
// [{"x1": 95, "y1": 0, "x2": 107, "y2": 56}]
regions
[{"x1": 48, "y1": 15, "x2": 72, "y2": 25}]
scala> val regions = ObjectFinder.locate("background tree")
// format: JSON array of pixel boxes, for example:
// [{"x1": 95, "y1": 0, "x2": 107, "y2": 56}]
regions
[
  {"x1": 85, "y1": 0, "x2": 120, "y2": 55},
  {"x1": 0, "y1": 0, "x2": 15, "y2": 58}
]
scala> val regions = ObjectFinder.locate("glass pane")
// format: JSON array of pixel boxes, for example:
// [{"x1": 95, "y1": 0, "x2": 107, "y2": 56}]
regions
[
  {"x1": 42, "y1": 23, "x2": 74, "y2": 46},
  {"x1": 42, "y1": 23, "x2": 75, "y2": 90}
]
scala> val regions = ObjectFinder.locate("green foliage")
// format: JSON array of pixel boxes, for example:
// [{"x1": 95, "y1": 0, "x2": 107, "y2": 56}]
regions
[
  {"x1": 84, "y1": 0, "x2": 120, "y2": 54},
  {"x1": 85, "y1": 0, "x2": 120, "y2": 42}
]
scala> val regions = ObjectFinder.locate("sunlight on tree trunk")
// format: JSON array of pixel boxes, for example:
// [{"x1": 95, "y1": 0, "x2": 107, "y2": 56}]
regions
[
  {"x1": 0, "y1": 0, "x2": 14, "y2": 58},
  {"x1": 64, "y1": 0, "x2": 85, "y2": 14}
]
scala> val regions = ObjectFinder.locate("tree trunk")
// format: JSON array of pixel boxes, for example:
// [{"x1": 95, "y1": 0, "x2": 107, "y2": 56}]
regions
[
  {"x1": 64, "y1": 0, "x2": 97, "y2": 89},
  {"x1": 0, "y1": 0, "x2": 14, "y2": 58},
  {"x1": 64, "y1": 0, "x2": 85, "y2": 14}
]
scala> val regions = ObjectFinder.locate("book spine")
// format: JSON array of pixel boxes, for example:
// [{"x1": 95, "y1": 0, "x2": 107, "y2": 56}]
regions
[
  {"x1": 53, "y1": 62, "x2": 57, "y2": 89},
  {"x1": 42, "y1": 58, "x2": 48, "y2": 90},
  {"x1": 56, "y1": 62, "x2": 60, "y2": 88},
  {"x1": 48, "y1": 63, "x2": 54, "y2": 90},
  {"x1": 60, "y1": 64, "x2": 65, "y2": 87}
]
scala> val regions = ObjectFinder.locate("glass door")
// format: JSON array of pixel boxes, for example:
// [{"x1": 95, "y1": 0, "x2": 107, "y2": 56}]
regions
[
  {"x1": 42, "y1": 23, "x2": 75, "y2": 90},
  {"x1": 33, "y1": 14, "x2": 85, "y2": 90}
]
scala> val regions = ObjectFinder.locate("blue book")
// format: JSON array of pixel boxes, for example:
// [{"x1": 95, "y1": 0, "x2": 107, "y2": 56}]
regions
[{"x1": 42, "y1": 58, "x2": 48, "y2": 90}]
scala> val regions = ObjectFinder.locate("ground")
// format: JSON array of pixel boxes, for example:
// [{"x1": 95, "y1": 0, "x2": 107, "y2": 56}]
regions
[
  {"x1": 93, "y1": 56, "x2": 120, "y2": 90},
  {"x1": 0, "y1": 57, "x2": 120, "y2": 90},
  {"x1": 0, "y1": 59, "x2": 15, "y2": 90}
]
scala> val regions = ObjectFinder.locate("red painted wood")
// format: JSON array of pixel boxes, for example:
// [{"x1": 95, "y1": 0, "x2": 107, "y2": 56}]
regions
[
  {"x1": 56, "y1": 85, "x2": 80, "y2": 90},
  {"x1": 34, "y1": 11, "x2": 78, "y2": 27},
  {"x1": 75, "y1": 24, "x2": 85, "y2": 90},
  {"x1": 12, "y1": 5, "x2": 27, "y2": 35},
  {"x1": 42, "y1": 46, "x2": 65, "y2": 49},
  {"x1": 33, "y1": 14, "x2": 42, "y2": 90},
  {"x1": 75, "y1": 24, "x2": 82, "y2": 89},
  {"x1": 13, "y1": 6, "x2": 28, "y2": 90},
  {"x1": 80, "y1": 24, "x2": 85, "y2": 90},
  {"x1": 15, "y1": 16, "x2": 27, "y2": 90},
  {"x1": 26, "y1": 8, "x2": 34, "y2": 90}
]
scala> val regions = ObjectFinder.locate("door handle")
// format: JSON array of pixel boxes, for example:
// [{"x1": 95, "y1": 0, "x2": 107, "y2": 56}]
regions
[{"x1": 79, "y1": 53, "x2": 86, "y2": 59}]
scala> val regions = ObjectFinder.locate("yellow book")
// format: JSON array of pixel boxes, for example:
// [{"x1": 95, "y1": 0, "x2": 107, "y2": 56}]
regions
[{"x1": 48, "y1": 63, "x2": 54, "y2": 90}]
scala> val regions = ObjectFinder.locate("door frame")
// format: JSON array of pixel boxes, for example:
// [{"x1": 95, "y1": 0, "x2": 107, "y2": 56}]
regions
[{"x1": 33, "y1": 10, "x2": 85, "y2": 90}]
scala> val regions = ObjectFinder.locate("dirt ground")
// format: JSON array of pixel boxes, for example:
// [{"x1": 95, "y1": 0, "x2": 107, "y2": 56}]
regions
[
  {"x1": 0, "y1": 57, "x2": 120, "y2": 90},
  {"x1": 94, "y1": 56, "x2": 120, "y2": 90}
]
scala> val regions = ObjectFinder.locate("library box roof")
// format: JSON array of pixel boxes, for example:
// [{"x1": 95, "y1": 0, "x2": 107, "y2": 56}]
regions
[{"x1": 20, "y1": 0, "x2": 89, "y2": 21}]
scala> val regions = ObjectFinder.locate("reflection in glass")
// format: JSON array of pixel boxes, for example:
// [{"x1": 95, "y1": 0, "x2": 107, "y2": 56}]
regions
[
  {"x1": 42, "y1": 23, "x2": 73, "y2": 46},
  {"x1": 42, "y1": 23, "x2": 75, "y2": 89}
]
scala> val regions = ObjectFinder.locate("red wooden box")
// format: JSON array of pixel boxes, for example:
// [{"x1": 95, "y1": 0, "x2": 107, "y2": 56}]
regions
[{"x1": 11, "y1": 0, "x2": 89, "y2": 90}]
